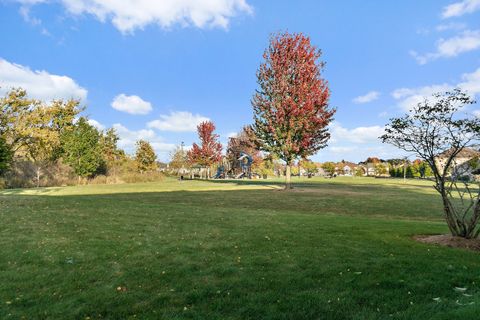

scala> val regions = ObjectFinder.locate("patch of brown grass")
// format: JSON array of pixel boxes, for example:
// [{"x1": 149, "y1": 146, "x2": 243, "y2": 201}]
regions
[{"x1": 414, "y1": 234, "x2": 480, "y2": 251}]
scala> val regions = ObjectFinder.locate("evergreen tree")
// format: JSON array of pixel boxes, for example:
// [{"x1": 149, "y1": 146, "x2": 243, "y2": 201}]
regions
[{"x1": 61, "y1": 117, "x2": 103, "y2": 180}]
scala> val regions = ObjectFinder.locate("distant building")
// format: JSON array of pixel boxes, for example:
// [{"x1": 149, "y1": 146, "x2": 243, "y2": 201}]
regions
[{"x1": 435, "y1": 147, "x2": 480, "y2": 180}]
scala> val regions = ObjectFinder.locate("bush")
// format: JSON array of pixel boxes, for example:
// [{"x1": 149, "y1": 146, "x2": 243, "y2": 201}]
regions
[
  {"x1": 457, "y1": 175, "x2": 471, "y2": 183},
  {"x1": 4, "y1": 159, "x2": 77, "y2": 188},
  {"x1": 119, "y1": 171, "x2": 164, "y2": 184}
]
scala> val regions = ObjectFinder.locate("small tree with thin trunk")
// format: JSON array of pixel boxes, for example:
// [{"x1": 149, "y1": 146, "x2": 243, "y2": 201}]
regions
[
  {"x1": 187, "y1": 121, "x2": 222, "y2": 178},
  {"x1": 252, "y1": 32, "x2": 335, "y2": 189},
  {"x1": 321, "y1": 162, "x2": 336, "y2": 177},
  {"x1": 169, "y1": 144, "x2": 188, "y2": 175},
  {"x1": 135, "y1": 140, "x2": 157, "y2": 173},
  {"x1": 381, "y1": 89, "x2": 480, "y2": 238}
]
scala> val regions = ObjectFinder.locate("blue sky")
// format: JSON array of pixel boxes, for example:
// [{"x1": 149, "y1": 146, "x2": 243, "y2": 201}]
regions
[{"x1": 1, "y1": 0, "x2": 479, "y2": 162}]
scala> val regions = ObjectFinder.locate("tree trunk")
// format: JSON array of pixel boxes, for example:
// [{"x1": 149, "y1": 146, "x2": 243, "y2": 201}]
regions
[
  {"x1": 36, "y1": 167, "x2": 41, "y2": 188},
  {"x1": 441, "y1": 193, "x2": 461, "y2": 236},
  {"x1": 285, "y1": 164, "x2": 292, "y2": 189}
]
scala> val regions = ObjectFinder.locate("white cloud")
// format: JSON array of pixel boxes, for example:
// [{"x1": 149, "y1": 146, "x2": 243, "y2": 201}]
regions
[
  {"x1": 329, "y1": 146, "x2": 358, "y2": 154},
  {"x1": 0, "y1": 58, "x2": 87, "y2": 101},
  {"x1": 392, "y1": 84, "x2": 453, "y2": 111},
  {"x1": 113, "y1": 123, "x2": 175, "y2": 160},
  {"x1": 352, "y1": 91, "x2": 380, "y2": 104},
  {"x1": 410, "y1": 30, "x2": 480, "y2": 64},
  {"x1": 15, "y1": 0, "x2": 253, "y2": 34},
  {"x1": 87, "y1": 119, "x2": 105, "y2": 131},
  {"x1": 472, "y1": 109, "x2": 480, "y2": 117},
  {"x1": 147, "y1": 111, "x2": 209, "y2": 132},
  {"x1": 319, "y1": 144, "x2": 404, "y2": 163},
  {"x1": 442, "y1": 0, "x2": 480, "y2": 18},
  {"x1": 314, "y1": 122, "x2": 405, "y2": 162},
  {"x1": 458, "y1": 67, "x2": 480, "y2": 95},
  {"x1": 330, "y1": 122, "x2": 385, "y2": 144},
  {"x1": 111, "y1": 94, "x2": 152, "y2": 115},
  {"x1": 392, "y1": 67, "x2": 480, "y2": 110}
]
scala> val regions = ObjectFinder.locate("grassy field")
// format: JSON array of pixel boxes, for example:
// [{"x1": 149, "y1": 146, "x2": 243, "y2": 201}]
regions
[{"x1": 1, "y1": 177, "x2": 480, "y2": 319}]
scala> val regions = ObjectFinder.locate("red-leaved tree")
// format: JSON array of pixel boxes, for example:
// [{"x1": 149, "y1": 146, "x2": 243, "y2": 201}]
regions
[
  {"x1": 252, "y1": 32, "x2": 335, "y2": 188},
  {"x1": 187, "y1": 121, "x2": 222, "y2": 177}
]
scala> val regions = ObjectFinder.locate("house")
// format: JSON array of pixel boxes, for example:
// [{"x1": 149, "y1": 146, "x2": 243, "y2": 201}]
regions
[
  {"x1": 359, "y1": 157, "x2": 389, "y2": 177},
  {"x1": 335, "y1": 160, "x2": 358, "y2": 176},
  {"x1": 435, "y1": 147, "x2": 480, "y2": 180}
]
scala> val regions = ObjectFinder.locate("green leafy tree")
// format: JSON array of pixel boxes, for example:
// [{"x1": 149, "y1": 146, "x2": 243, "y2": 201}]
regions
[
  {"x1": 257, "y1": 158, "x2": 274, "y2": 178},
  {"x1": 321, "y1": 162, "x2": 336, "y2": 176},
  {"x1": 0, "y1": 88, "x2": 82, "y2": 185},
  {"x1": 100, "y1": 128, "x2": 122, "y2": 176},
  {"x1": 0, "y1": 136, "x2": 12, "y2": 175},
  {"x1": 299, "y1": 159, "x2": 318, "y2": 176},
  {"x1": 355, "y1": 167, "x2": 365, "y2": 177},
  {"x1": 135, "y1": 140, "x2": 157, "y2": 173},
  {"x1": 374, "y1": 164, "x2": 387, "y2": 176},
  {"x1": 169, "y1": 144, "x2": 188, "y2": 174},
  {"x1": 291, "y1": 164, "x2": 300, "y2": 176},
  {"x1": 61, "y1": 118, "x2": 103, "y2": 181}
]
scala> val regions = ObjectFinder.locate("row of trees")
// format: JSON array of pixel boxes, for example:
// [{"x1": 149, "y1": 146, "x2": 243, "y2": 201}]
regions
[{"x1": 0, "y1": 88, "x2": 159, "y2": 188}]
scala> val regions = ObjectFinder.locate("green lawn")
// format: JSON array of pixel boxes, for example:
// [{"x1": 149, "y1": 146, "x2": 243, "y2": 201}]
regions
[{"x1": 1, "y1": 177, "x2": 479, "y2": 319}]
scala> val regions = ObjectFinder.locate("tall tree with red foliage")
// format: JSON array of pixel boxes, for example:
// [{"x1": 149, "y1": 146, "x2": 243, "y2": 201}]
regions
[
  {"x1": 187, "y1": 121, "x2": 222, "y2": 176},
  {"x1": 252, "y1": 32, "x2": 335, "y2": 188}
]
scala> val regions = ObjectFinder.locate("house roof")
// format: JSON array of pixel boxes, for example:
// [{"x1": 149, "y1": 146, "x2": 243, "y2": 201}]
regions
[{"x1": 438, "y1": 147, "x2": 480, "y2": 159}]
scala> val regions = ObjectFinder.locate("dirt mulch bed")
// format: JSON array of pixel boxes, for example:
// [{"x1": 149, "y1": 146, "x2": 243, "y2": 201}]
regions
[{"x1": 414, "y1": 234, "x2": 480, "y2": 252}]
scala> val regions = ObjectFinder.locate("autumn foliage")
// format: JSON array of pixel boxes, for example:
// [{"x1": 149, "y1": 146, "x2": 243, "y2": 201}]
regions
[
  {"x1": 227, "y1": 126, "x2": 262, "y2": 167},
  {"x1": 187, "y1": 121, "x2": 222, "y2": 167},
  {"x1": 252, "y1": 32, "x2": 335, "y2": 187}
]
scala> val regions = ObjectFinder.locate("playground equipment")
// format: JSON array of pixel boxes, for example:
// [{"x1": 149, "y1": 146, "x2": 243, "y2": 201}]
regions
[
  {"x1": 214, "y1": 151, "x2": 253, "y2": 179},
  {"x1": 236, "y1": 152, "x2": 253, "y2": 179},
  {"x1": 213, "y1": 165, "x2": 225, "y2": 179}
]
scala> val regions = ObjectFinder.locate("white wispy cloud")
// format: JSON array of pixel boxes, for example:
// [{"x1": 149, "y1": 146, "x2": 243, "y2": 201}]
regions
[
  {"x1": 352, "y1": 91, "x2": 380, "y2": 104},
  {"x1": 14, "y1": 0, "x2": 253, "y2": 34},
  {"x1": 392, "y1": 67, "x2": 480, "y2": 110},
  {"x1": 392, "y1": 84, "x2": 453, "y2": 111},
  {"x1": 111, "y1": 94, "x2": 152, "y2": 115},
  {"x1": 0, "y1": 58, "x2": 87, "y2": 101},
  {"x1": 442, "y1": 0, "x2": 480, "y2": 18},
  {"x1": 147, "y1": 111, "x2": 209, "y2": 132},
  {"x1": 318, "y1": 122, "x2": 404, "y2": 162},
  {"x1": 410, "y1": 30, "x2": 480, "y2": 64},
  {"x1": 113, "y1": 123, "x2": 175, "y2": 160},
  {"x1": 458, "y1": 67, "x2": 480, "y2": 94},
  {"x1": 322, "y1": 144, "x2": 403, "y2": 162}
]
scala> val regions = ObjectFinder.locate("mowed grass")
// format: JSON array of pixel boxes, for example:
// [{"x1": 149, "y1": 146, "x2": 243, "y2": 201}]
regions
[{"x1": 1, "y1": 177, "x2": 480, "y2": 319}]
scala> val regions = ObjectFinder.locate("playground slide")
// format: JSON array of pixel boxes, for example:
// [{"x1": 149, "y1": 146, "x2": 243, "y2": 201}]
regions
[{"x1": 213, "y1": 166, "x2": 224, "y2": 179}]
